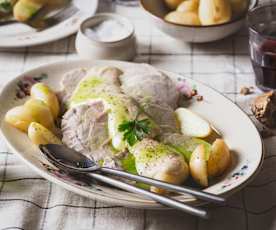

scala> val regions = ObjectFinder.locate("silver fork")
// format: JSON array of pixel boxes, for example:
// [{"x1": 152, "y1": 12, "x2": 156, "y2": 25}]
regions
[{"x1": 0, "y1": 3, "x2": 79, "y2": 30}]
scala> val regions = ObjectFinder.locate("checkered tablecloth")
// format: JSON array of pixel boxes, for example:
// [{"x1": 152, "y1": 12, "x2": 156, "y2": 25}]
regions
[{"x1": 0, "y1": 1, "x2": 276, "y2": 229}]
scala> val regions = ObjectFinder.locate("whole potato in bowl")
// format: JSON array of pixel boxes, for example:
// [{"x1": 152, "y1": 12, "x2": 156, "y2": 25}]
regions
[
  {"x1": 140, "y1": 0, "x2": 257, "y2": 42},
  {"x1": 164, "y1": 0, "x2": 184, "y2": 9},
  {"x1": 177, "y1": 0, "x2": 199, "y2": 13},
  {"x1": 199, "y1": 0, "x2": 232, "y2": 25},
  {"x1": 165, "y1": 11, "x2": 201, "y2": 25}
]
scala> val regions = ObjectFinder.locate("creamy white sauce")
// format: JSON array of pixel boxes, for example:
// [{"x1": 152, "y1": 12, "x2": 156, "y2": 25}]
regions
[{"x1": 85, "y1": 19, "x2": 130, "y2": 42}]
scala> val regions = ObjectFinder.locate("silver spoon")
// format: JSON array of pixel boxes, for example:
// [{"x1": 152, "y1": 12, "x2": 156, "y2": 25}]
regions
[{"x1": 39, "y1": 144, "x2": 223, "y2": 218}]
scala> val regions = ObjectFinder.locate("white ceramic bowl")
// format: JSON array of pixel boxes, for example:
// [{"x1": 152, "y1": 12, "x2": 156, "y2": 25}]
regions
[
  {"x1": 76, "y1": 13, "x2": 136, "y2": 60},
  {"x1": 140, "y1": 0, "x2": 257, "y2": 43}
]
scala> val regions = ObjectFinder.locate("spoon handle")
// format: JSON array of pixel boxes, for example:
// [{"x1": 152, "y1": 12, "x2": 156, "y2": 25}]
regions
[
  {"x1": 88, "y1": 172, "x2": 209, "y2": 219},
  {"x1": 100, "y1": 167, "x2": 225, "y2": 204}
]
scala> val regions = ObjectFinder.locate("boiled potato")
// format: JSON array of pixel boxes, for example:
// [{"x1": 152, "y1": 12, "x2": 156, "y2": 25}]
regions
[
  {"x1": 164, "y1": 0, "x2": 184, "y2": 9},
  {"x1": 177, "y1": 0, "x2": 199, "y2": 13},
  {"x1": 150, "y1": 158, "x2": 189, "y2": 194},
  {"x1": 28, "y1": 122, "x2": 61, "y2": 145},
  {"x1": 230, "y1": 0, "x2": 248, "y2": 17},
  {"x1": 207, "y1": 139, "x2": 231, "y2": 177},
  {"x1": 175, "y1": 108, "x2": 212, "y2": 138},
  {"x1": 30, "y1": 83, "x2": 60, "y2": 119},
  {"x1": 24, "y1": 99, "x2": 55, "y2": 131},
  {"x1": 189, "y1": 144, "x2": 208, "y2": 187},
  {"x1": 5, "y1": 105, "x2": 34, "y2": 132},
  {"x1": 199, "y1": 0, "x2": 232, "y2": 25},
  {"x1": 13, "y1": 0, "x2": 46, "y2": 22},
  {"x1": 165, "y1": 11, "x2": 201, "y2": 25}
]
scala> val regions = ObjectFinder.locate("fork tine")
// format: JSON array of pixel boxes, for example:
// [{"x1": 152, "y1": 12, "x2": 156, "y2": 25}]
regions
[
  {"x1": 45, "y1": 4, "x2": 79, "y2": 23},
  {"x1": 28, "y1": 4, "x2": 79, "y2": 31}
]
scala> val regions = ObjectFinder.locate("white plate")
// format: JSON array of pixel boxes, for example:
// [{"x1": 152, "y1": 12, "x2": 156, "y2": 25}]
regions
[
  {"x1": 0, "y1": 0, "x2": 98, "y2": 48},
  {"x1": 0, "y1": 60, "x2": 264, "y2": 208}
]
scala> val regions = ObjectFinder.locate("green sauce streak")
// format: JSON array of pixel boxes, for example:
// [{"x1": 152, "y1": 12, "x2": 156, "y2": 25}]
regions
[
  {"x1": 121, "y1": 153, "x2": 137, "y2": 175},
  {"x1": 135, "y1": 143, "x2": 175, "y2": 164},
  {"x1": 70, "y1": 75, "x2": 132, "y2": 150},
  {"x1": 169, "y1": 138, "x2": 211, "y2": 162}
]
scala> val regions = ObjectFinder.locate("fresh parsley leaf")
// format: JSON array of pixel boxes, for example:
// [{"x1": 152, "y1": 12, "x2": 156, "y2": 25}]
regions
[{"x1": 118, "y1": 118, "x2": 151, "y2": 146}]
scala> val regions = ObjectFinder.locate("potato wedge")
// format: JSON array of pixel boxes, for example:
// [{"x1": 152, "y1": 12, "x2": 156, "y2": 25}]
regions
[
  {"x1": 207, "y1": 139, "x2": 231, "y2": 177},
  {"x1": 13, "y1": 0, "x2": 46, "y2": 22},
  {"x1": 189, "y1": 144, "x2": 208, "y2": 187},
  {"x1": 175, "y1": 108, "x2": 212, "y2": 138},
  {"x1": 28, "y1": 122, "x2": 61, "y2": 145},
  {"x1": 164, "y1": 0, "x2": 184, "y2": 9},
  {"x1": 150, "y1": 156, "x2": 189, "y2": 194},
  {"x1": 177, "y1": 0, "x2": 199, "y2": 13},
  {"x1": 5, "y1": 105, "x2": 34, "y2": 132},
  {"x1": 24, "y1": 99, "x2": 55, "y2": 131},
  {"x1": 30, "y1": 83, "x2": 60, "y2": 119},
  {"x1": 199, "y1": 0, "x2": 231, "y2": 25},
  {"x1": 165, "y1": 11, "x2": 201, "y2": 25}
]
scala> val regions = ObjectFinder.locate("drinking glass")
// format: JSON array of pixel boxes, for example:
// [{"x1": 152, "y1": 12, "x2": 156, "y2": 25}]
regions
[{"x1": 248, "y1": 4, "x2": 276, "y2": 91}]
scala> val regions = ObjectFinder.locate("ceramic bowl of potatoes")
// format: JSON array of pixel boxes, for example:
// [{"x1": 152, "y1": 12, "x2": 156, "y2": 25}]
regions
[{"x1": 140, "y1": 0, "x2": 257, "y2": 43}]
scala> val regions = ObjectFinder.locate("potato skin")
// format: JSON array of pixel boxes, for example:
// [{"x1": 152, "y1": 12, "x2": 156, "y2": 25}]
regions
[
  {"x1": 150, "y1": 157, "x2": 189, "y2": 194},
  {"x1": 28, "y1": 122, "x2": 61, "y2": 145},
  {"x1": 5, "y1": 105, "x2": 34, "y2": 132},
  {"x1": 207, "y1": 139, "x2": 231, "y2": 177},
  {"x1": 164, "y1": 0, "x2": 184, "y2": 10},
  {"x1": 199, "y1": 0, "x2": 232, "y2": 25},
  {"x1": 177, "y1": 0, "x2": 199, "y2": 13},
  {"x1": 30, "y1": 83, "x2": 60, "y2": 119},
  {"x1": 24, "y1": 98, "x2": 55, "y2": 131},
  {"x1": 189, "y1": 144, "x2": 208, "y2": 187},
  {"x1": 165, "y1": 11, "x2": 201, "y2": 25},
  {"x1": 13, "y1": 0, "x2": 46, "y2": 22}
]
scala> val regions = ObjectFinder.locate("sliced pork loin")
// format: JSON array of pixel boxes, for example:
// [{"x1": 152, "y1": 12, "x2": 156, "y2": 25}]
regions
[
  {"x1": 120, "y1": 64, "x2": 180, "y2": 109},
  {"x1": 61, "y1": 101, "x2": 121, "y2": 169},
  {"x1": 59, "y1": 66, "x2": 124, "y2": 107},
  {"x1": 120, "y1": 64, "x2": 180, "y2": 133},
  {"x1": 58, "y1": 68, "x2": 87, "y2": 107}
]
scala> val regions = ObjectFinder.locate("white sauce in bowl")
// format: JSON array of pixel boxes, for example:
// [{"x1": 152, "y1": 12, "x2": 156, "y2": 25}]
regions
[{"x1": 84, "y1": 19, "x2": 131, "y2": 42}]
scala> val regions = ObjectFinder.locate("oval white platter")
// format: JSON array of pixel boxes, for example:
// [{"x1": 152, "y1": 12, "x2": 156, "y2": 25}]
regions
[
  {"x1": 0, "y1": 0, "x2": 98, "y2": 48},
  {"x1": 0, "y1": 60, "x2": 264, "y2": 208}
]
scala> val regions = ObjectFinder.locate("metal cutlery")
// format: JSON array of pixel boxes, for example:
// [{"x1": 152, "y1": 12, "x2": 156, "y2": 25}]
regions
[
  {"x1": 0, "y1": 3, "x2": 79, "y2": 30},
  {"x1": 39, "y1": 144, "x2": 226, "y2": 218}
]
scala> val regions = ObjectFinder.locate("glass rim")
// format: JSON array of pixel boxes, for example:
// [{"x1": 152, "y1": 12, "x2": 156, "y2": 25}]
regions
[{"x1": 247, "y1": 3, "x2": 276, "y2": 40}]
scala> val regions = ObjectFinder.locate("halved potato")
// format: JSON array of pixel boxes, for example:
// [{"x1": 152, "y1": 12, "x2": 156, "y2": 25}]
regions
[
  {"x1": 189, "y1": 144, "x2": 208, "y2": 187},
  {"x1": 207, "y1": 139, "x2": 231, "y2": 177},
  {"x1": 24, "y1": 99, "x2": 55, "y2": 131},
  {"x1": 30, "y1": 83, "x2": 60, "y2": 119},
  {"x1": 28, "y1": 122, "x2": 61, "y2": 145},
  {"x1": 5, "y1": 105, "x2": 34, "y2": 132},
  {"x1": 177, "y1": 0, "x2": 199, "y2": 13},
  {"x1": 165, "y1": 11, "x2": 201, "y2": 25},
  {"x1": 150, "y1": 157, "x2": 190, "y2": 194},
  {"x1": 175, "y1": 108, "x2": 212, "y2": 138},
  {"x1": 164, "y1": 0, "x2": 184, "y2": 9}
]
